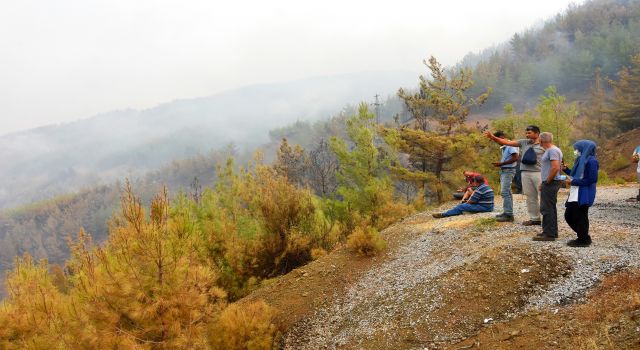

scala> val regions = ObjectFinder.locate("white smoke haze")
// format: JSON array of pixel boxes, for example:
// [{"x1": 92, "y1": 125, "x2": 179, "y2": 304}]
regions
[{"x1": 0, "y1": 0, "x2": 583, "y2": 135}]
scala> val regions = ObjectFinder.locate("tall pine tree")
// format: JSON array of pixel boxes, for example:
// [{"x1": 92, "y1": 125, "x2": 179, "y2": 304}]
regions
[
  {"x1": 386, "y1": 56, "x2": 491, "y2": 203},
  {"x1": 607, "y1": 54, "x2": 640, "y2": 131}
]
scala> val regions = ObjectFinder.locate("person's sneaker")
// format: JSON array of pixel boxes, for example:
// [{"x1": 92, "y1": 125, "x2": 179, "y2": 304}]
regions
[
  {"x1": 495, "y1": 213, "x2": 506, "y2": 218},
  {"x1": 532, "y1": 235, "x2": 556, "y2": 241},
  {"x1": 496, "y1": 215, "x2": 514, "y2": 222},
  {"x1": 432, "y1": 213, "x2": 446, "y2": 218},
  {"x1": 522, "y1": 220, "x2": 542, "y2": 226},
  {"x1": 567, "y1": 239, "x2": 592, "y2": 247}
]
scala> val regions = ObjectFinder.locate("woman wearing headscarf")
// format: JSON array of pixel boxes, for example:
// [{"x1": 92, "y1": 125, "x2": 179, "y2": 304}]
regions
[{"x1": 562, "y1": 140, "x2": 599, "y2": 247}]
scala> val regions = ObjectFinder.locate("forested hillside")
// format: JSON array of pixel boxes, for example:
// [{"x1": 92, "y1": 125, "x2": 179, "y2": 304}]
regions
[
  {"x1": 0, "y1": 149, "x2": 233, "y2": 297},
  {"x1": 2, "y1": 0, "x2": 640, "y2": 347},
  {"x1": 461, "y1": 0, "x2": 640, "y2": 112},
  {"x1": 0, "y1": 71, "x2": 417, "y2": 210}
]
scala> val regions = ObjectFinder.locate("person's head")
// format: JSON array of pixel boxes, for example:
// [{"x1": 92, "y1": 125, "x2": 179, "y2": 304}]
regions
[
  {"x1": 539, "y1": 132, "x2": 554, "y2": 149},
  {"x1": 494, "y1": 130, "x2": 507, "y2": 139},
  {"x1": 573, "y1": 139, "x2": 597, "y2": 158},
  {"x1": 525, "y1": 125, "x2": 540, "y2": 140},
  {"x1": 473, "y1": 175, "x2": 485, "y2": 186}
]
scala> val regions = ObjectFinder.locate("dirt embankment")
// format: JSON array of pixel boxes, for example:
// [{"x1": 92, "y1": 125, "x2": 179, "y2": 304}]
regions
[
  {"x1": 245, "y1": 185, "x2": 640, "y2": 349},
  {"x1": 600, "y1": 127, "x2": 640, "y2": 181}
]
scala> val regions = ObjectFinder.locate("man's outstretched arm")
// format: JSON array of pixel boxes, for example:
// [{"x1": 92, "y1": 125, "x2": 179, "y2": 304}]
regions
[{"x1": 484, "y1": 131, "x2": 519, "y2": 147}]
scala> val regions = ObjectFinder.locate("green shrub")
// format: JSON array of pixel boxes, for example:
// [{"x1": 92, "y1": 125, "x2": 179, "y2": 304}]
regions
[
  {"x1": 598, "y1": 169, "x2": 614, "y2": 185},
  {"x1": 611, "y1": 154, "x2": 631, "y2": 171},
  {"x1": 474, "y1": 217, "x2": 498, "y2": 232}
]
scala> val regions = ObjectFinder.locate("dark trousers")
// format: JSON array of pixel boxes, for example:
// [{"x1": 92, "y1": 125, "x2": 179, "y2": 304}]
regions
[
  {"x1": 540, "y1": 180, "x2": 561, "y2": 237},
  {"x1": 565, "y1": 202, "x2": 591, "y2": 242}
]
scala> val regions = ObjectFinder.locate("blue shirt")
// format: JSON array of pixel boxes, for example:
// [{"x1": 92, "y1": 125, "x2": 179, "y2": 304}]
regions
[
  {"x1": 469, "y1": 183, "x2": 494, "y2": 205},
  {"x1": 500, "y1": 145, "x2": 519, "y2": 169}
]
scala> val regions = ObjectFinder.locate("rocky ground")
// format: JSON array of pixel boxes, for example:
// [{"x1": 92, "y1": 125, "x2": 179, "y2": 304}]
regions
[{"x1": 246, "y1": 185, "x2": 640, "y2": 349}]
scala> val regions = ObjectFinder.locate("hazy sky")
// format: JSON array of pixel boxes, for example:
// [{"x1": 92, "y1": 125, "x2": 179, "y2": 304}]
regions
[{"x1": 0, "y1": 0, "x2": 583, "y2": 135}]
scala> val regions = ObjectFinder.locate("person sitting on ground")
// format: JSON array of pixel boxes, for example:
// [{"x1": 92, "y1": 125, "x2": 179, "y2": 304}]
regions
[
  {"x1": 433, "y1": 175, "x2": 494, "y2": 218},
  {"x1": 456, "y1": 171, "x2": 489, "y2": 202}
]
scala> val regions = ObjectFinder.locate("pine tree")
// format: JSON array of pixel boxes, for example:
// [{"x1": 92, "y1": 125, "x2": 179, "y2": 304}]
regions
[
  {"x1": 389, "y1": 56, "x2": 491, "y2": 203},
  {"x1": 329, "y1": 103, "x2": 412, "y2": 230},
  {"x1": 273, "y1": 138, "x2": 307, "y2": 187},
  {"x1": 607, "y1": 54, "x2": 640, "y2": 131},
  {"x1": 306, "y1": 138, "x2": 339, "y2": 197},
  {"x1": 581, "y1": 68, "x2": 617, "y2": 142},
  {"x1": 536, "y1": 86, "x2": 578, "y2": 160}
]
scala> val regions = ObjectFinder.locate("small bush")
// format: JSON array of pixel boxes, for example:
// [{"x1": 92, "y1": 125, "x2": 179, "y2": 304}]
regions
[
  {"x1": 611, "y1": 153, "x2": 631, "y2": 170},
  {"x1": 310, "y1": 248, "x2": 327, "y2": 260},
  {"x1": 346, "y1": 225, "x2": 386, "y2": 256},
  {"x1": 474, "y1": 217, "x2": 498, "y2": 232},
  {"x1": 209, "y1": 300, "x2": 277, "y2": 350},
  {"x1": 598, "y1": 170, "x2": 613, "y2": 185}
]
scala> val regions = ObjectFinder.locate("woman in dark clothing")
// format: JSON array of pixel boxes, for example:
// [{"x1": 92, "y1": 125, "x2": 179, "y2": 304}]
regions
[{"x1": 562, "y1": 140, "x2": 599, "y2": 247}]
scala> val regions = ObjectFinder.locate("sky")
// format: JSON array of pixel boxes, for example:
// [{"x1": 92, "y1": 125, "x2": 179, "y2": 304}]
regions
[{"x1": 0, "y1": 0, "x2": 583, "y2": 135}]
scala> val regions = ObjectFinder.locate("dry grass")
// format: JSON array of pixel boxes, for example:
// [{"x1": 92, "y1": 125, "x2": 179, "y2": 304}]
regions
[{"x1": 453, "y1": 269, "x2": 640, "y2": 350}]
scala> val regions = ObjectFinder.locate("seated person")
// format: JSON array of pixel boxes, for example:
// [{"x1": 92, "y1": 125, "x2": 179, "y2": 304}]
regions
[
  {"x1": 456, "y1": 171, "x2": 489, "y2": 202},
  {"x1": 434, "y1": 175, "x2": 494, "y2": 218}
]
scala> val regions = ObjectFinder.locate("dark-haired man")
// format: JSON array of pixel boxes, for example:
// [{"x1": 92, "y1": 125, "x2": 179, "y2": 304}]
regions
[
  {"x1": 491, "y1": 131, "x2": 519, "y2": 222},
  {"x1": 433, "y1": 175, "x2": 494, "y2": 218},
  {"x1": 485, "y1": 125, "x2": 545, "y2": 226}
]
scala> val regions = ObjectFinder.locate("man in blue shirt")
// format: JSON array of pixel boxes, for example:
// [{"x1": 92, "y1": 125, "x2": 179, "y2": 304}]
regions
[
  {"x1": 492, "y1": 131, "x2": 519, "y2": 222},
  {"x1": 433, "y1": 175, "x2": 494, "y2": 218}
]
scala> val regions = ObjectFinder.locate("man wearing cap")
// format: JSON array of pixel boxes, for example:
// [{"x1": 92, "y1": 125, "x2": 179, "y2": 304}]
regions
[{"x1": 432, "y1": 175, "x2": 494, "y2": 218}]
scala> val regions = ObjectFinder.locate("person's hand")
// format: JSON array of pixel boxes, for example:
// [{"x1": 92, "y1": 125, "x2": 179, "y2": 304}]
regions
[
  {"x1": 565, "y1": 176, "x2": 572, "y2": 186},
  {"x1": 484, "y1": 131, "x2": 494, "y2": 139},
  {"x1": 492, "y1": 162, "x2": 502, "y2": 167},
  {"x1": 538, "y1": 183, "x2": 544, "y2": 191}
]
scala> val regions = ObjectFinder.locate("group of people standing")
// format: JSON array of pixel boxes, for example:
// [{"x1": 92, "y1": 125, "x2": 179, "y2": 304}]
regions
[{"x1": 433, "y1": 125, "x2": 600, "y2": 248}]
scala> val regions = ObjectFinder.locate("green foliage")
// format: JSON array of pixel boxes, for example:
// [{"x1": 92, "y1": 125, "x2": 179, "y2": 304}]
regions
[
  {"x1": 273, "y1": 138, "x2": 307, "y2": 187},
  {"x1": 607, "y1": 54, "x2": 640, "y2": 131},
  {"x1": 474, "y1": 218, "x2": 498, "y2": 232},
  {"x1": 386, "y1": 56, "x2": 491, "y2": 203},
  {"x1": 189, "y1": 157, "x2": 333, "y2": 300},
  {"x1": 462, "y1": 0, "x2": 640, "y2": 112},
  {"x1": 611, "y1": 153, "x2": 631, "y2": 171},
  {"x1": 579, "y1": 68, "x2": 617, "y2": 143},
  {"x1": 492, "y1": 86, "x2": 578, "y2": 164},
  {"x1": 597, "y1": 169, "x2": 626, "y2": 185},
  {"x1": 535, "y1": 86, "x2": 579, "y2": 163},
  {"x1": 0, "y1": 183, "x2": 283, "y2": 349},
  {"x1": 329, "y1": 104, "x2": 413, "y2": 231}
]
